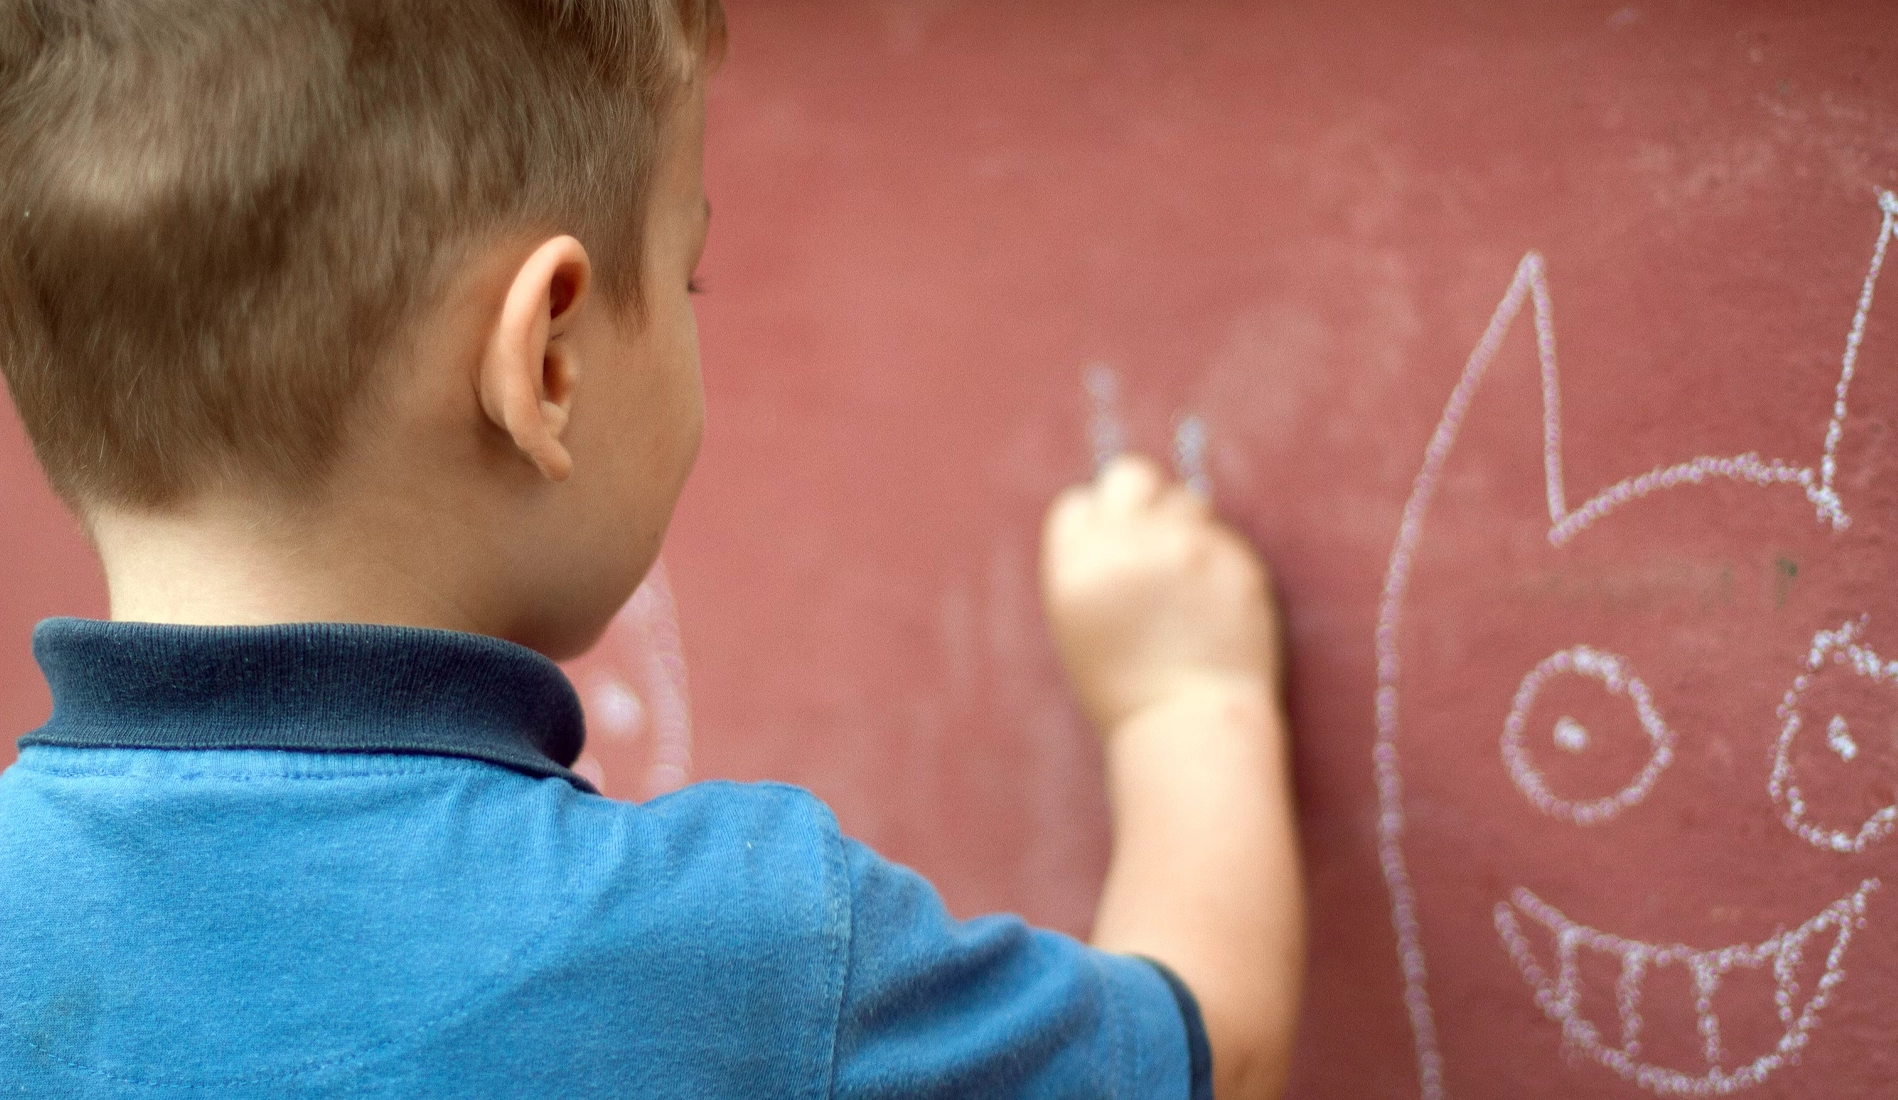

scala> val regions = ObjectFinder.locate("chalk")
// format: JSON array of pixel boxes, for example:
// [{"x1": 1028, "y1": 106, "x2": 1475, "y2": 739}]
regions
[
  {"x1": 1084, "y1": 363, "x2": 1124, "y2": 474},
  {"x1": 1172, "y1": 413, "x2": 1212, "y2": 500},
  {"x1": 1082, "y1": 364, "x2": 1215, "y2": 498}
]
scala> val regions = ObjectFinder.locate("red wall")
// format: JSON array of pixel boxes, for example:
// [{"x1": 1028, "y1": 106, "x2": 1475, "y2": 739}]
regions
[{"x1": 7, "y1": 3, "x2": 1898, "y2": 1097}]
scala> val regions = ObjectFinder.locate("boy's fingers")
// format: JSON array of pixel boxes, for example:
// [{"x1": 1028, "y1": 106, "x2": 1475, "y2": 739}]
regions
[
  {"x1": 1157, "y1": 480, "x2": 1212, "y2": 519},
  {"x1": 1045, "y1": 484, "x2": 1095, "y2": 540},
  {"x1": 1097, "y1": 454, "x2": 1165, "y2": 512}
]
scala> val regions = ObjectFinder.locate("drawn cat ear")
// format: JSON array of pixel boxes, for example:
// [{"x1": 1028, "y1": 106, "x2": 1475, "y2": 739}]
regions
[
  {"x1": 1424, "y1": 191, "x2": 1896, "y2": 562},
  {"x1": 1473, "y1": 188, "x2": 1898, "y2": 550},
  {"x1": 1418, "y1": 252, "x2": 1574, "y2": 544},
  {"x1": 1810, "y1": 190, "x2": 1898, "y2": 527},
  {"x1": 1514, "y1": 254, "x2": 1572, "y2": 540}
]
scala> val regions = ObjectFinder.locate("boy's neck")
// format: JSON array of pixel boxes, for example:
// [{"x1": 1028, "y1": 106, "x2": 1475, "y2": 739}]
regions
[{"x1": 89, "y1": 498, "x2": 495, "y2": 638}]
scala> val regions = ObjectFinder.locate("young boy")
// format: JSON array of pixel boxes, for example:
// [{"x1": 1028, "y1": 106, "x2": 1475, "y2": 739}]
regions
[{"x1": 0, "y1": 2, "x2": 1303, "y2": 1097}]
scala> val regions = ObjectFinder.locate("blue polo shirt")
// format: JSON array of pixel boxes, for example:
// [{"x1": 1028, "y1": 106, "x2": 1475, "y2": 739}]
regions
[{"x1": 0, "y1": 619, "x2": 1209, "y2": 1098}]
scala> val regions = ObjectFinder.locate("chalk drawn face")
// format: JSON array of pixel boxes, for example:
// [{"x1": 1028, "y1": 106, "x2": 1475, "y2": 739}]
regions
[
  {"x1": 1376, "y1": 191, "x2": 1898, "y2": 1099},
  {"x1": 560, "y1": 558, "x2": 694, "y2": 801}
]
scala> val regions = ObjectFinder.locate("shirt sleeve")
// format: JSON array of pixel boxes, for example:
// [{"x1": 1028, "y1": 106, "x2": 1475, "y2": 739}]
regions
[
  {"x1": 1137, "y1": 956, "x2": 1215, "y2": 1100},
  {"x1": 827, "y1": 836, "x2": 1204, "y2": 1099}
]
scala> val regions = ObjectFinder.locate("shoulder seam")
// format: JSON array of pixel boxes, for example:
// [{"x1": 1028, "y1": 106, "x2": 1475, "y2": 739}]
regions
[{"x1": 819, "y1": 806, "x2": 852, "y2": 1100}]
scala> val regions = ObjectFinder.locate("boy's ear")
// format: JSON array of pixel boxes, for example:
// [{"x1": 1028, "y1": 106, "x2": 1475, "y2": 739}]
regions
[{"x1": 479, "y1": 235, "x2": 593, "y2": 482}]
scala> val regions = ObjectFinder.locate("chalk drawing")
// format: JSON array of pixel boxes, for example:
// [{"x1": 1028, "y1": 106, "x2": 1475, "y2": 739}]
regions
[
  {"x1": 1825, "y1": 717, "x2": 1859, "y2": 763},
  {"x1": 1494, "y1": 879, "x2": 1877, "y2": 1095},
  {"x1": 1553, "y1": 715, "x2": 1591, "y2": 754},
  {"x1": 590, "y1": 677, "x2": 646, "y2": 739},
  {"x1": 1374, "y1": 190, "x2": 1896, "y2": 1099},
  {"x1": 1547, "y1": 189, "x2": 1897, "y2": 545},
  {"x1": 577, "y1": 558, "x2": 694, "y2": 800},
  {"x1": 573, "y1": 753, "x2": 607, "y2": 789},
  {"x1": 1081, "y1": 365, "x2": 1216, "y2": 497},
  {"x1": 1769, "y1": 618, "x2": 1898, "y2": 854},
  {"x1": 1501, "y1": 646, "x2": 1676, "y2": 826}
]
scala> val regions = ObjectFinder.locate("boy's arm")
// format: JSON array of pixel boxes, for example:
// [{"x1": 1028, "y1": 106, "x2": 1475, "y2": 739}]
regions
[{"x1": 1041, "y1": 455, "x2": 1305, "y2": 1100}]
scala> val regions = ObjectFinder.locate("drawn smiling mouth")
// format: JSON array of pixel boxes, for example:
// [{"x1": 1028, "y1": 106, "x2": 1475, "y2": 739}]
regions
[{"x1": 1493, "y1": 880, "x2": 1878, "y2": 1096}]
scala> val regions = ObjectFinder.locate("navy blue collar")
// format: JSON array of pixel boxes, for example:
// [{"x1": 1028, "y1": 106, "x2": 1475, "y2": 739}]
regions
[{"x1": 21, "y1": 618, "x2": 595, "y2": 793}]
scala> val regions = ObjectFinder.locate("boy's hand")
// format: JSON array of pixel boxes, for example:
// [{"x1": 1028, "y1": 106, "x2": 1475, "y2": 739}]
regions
[
  {"x1": 1045, "y1": 454, "x2": 1303, "y2": 1099},
  {"x1": 1040, "y1": 454, "x2": 1281, "y2": 738}
]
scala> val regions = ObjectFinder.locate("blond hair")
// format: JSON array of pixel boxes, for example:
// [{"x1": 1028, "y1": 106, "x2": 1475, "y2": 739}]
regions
[{"x1": 0, "y1": 0, "x2": 725, "y2": 508}]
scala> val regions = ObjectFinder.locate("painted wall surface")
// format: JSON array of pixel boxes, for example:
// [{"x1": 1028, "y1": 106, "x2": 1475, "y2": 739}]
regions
[{"x1": 5, "y1": 2, "x2": 1898, "y2": 1097}]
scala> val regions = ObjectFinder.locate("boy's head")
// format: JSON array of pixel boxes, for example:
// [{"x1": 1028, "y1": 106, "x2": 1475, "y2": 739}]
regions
[{"x1": 0, "y1": 0, "x2": 724, "y2": 656}]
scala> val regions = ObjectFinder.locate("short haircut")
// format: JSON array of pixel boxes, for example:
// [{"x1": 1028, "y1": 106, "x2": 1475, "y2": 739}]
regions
[{"x1": 0, "y1": 0, "x2": 725, "y2": 509}]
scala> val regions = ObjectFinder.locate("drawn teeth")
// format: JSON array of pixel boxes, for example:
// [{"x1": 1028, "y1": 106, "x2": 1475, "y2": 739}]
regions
[{"x1": 1494, "y1": 880, "x2": 1877, "y2": 1095}]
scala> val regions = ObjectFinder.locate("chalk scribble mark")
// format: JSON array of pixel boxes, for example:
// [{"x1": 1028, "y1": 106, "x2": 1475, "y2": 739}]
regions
[
  {"x1": 580, "y1": 558, "x2": 694, "y2": 801},
  {"x1": 1173, "y1": 413, "x2": 1211, "y2": 500},
  {"x1": 1081, "y1": 364, "x2": 1215, "y2": 498},
  {"x1": 1085, "y1": 363, "x2": 1125, "y2": 474}
]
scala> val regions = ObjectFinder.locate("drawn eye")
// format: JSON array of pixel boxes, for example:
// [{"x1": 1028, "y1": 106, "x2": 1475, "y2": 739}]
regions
[
  {"x1": 1770, "y1": 619, "x2": 1898, "y2": 853},
  {"x1": 1501, "y1": 646, "x2": 1677, "y2": 825}
]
